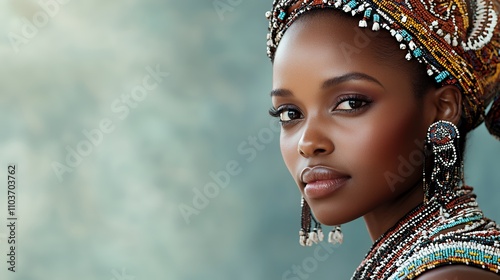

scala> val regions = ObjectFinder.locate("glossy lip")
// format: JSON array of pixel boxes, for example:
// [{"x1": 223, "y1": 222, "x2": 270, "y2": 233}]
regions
[{"x1": 300, "y1": 166, "x2": 350, "y2": 199}]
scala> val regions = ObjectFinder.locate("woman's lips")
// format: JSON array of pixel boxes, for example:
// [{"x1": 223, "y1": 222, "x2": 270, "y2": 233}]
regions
[
  {"x1": 301, "y1": 166, "x2": 350, "y2": 199},
  {"x1": 304, "y1": 178, "x2": 349, "y2": 199}
]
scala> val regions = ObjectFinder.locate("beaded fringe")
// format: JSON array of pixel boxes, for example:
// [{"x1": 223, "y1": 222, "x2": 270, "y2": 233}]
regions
[
  {"x1": 424, "y1": 121, "x2": 463, "y2": 221},
  {"x1": 299, "y1": 197, "x2": 343, "y2": 246}
]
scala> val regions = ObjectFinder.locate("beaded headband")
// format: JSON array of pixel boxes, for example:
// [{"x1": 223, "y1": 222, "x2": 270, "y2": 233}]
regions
[{"x1": 266, "y1": 0, "x2": 500, "y2": 139}]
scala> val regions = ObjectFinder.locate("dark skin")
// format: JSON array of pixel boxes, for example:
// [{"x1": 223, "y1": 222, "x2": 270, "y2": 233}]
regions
[{"x1": 271, "y1": 11, "x2": 500, "y2": 279}]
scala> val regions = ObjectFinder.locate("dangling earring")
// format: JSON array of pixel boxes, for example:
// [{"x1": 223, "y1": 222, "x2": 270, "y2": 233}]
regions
[
  {"x1": 299, "y1": 197, "x2": 343, "y2": 246},
  {"x1": 423, "y1": 120, "x2": 463, "y2": 214},
  {"x1": 328, "y1": 225, "x2": 343, "y2": 245}
]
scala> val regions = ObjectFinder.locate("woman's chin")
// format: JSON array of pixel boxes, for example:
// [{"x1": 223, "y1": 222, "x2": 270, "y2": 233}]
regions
[{"x1": 312, "y1": 211, "x2": 355, "y2": 226}]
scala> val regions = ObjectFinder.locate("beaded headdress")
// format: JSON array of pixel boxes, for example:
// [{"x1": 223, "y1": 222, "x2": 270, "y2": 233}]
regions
[{"x1": 266, "y1": 0, "x2": 500, "y2": 139}]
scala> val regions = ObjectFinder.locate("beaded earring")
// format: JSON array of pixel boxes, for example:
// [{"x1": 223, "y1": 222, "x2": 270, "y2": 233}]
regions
[
  {"x1": 299, "y1": 197, "x2": 343, "y2": 246},
  {"x1": 423, "y1": 120, "x2": 463, "y2": 216}
]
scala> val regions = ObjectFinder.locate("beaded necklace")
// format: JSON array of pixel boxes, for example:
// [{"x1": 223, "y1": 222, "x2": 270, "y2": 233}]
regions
[{"x1": 352, "y1": 185, "x2": 500, "y2": 279}]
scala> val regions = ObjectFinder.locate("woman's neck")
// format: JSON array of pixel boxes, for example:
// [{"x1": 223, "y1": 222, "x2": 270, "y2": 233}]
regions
[{"x1": 363, "y1": 181, "x2": 425, "y2": 242}]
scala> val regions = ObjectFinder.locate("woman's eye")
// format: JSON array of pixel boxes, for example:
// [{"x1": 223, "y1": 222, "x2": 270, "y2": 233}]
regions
[
  {"x1": 336, "y1": 99, "x2": 368, "y2": 111},
  {"x1": 280, "y1": 109, "x2": 302, "y2": 121}
]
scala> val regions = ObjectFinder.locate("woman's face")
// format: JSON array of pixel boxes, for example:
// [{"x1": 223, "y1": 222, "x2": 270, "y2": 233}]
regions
[{"x1": 271, "y1": 12, "x2": 433, "y2": 226}]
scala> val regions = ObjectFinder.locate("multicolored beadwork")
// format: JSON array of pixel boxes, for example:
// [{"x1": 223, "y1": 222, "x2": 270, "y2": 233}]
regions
[
  {"x1": 427, "y1": 121, "x2": 459, "y2": 146},
  {"x1": 266, "y1": 0, "x2": 500, "y2": 139},
  {"x1": 426, "y1": 120, "x2": 460, "y2": 189},
  {"x1": 352, "y1": 186, "x2": 500, "y2": 279}
]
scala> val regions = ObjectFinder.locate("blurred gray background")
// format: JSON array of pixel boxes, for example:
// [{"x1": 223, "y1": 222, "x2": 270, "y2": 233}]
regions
[{"x1": 0, "y1": 1, "x2": 498, "y2": 279}]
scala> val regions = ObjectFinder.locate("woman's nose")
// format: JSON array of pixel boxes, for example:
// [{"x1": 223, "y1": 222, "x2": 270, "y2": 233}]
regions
[{"x1": 297, "y1": 122, "x2": 334, "y2": 158}]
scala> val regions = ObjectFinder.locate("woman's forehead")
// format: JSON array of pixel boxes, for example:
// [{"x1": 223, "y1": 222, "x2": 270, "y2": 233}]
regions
[{"x1": 272, "y1": 11, "x2": 413, "y2": 89}]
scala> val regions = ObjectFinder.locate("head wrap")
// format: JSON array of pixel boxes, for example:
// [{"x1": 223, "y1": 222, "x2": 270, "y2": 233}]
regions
[{"x1": 266, "y1": 0, "x2": 500, "y2": 139}]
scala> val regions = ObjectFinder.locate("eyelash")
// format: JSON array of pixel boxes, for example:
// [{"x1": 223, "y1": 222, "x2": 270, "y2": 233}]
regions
[
  {"x1": 269, "y1": 105, "x2": 305, "y2": 128},
  {"x1": 268, "y1": 104, "x2": 301, "y2": 126},
  {"x1": 335, "y1": 94, "x2": 372, "y2": 112},
  {"x1": 269, "y1": 94, "x2": 372, "y2": 126}
]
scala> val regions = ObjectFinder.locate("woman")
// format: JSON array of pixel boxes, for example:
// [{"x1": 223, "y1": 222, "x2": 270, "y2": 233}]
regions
[{"x1": 266, "y1": 0, "x2": 500, "y2": 279}]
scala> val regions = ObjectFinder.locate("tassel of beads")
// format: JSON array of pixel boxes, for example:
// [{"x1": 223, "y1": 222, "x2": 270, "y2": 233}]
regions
[
  {"x1": 358, "y1": 8, "x2": 371, "y2": 28},
  {"x1": 372, "y1": 14, "x2": 380, "y2": 31},
  {"x1": 301, "y1": 225, "x2": 343, "y2": 246},
  {"x1": 299, "y1": 196, "x2": 340, "y2": 246},
  {"x1": 426, "y1": 120, "x2": 462, "y2": 214},
  {"x1": 328, "y1": 226, "x2": 344, "y2": 244},
  {"x1": 299, "y1": 197, "x2": 312, "y2": 246},
  {"x1": 300, "y1": 225, "x2": 326, "y2": 246},
  {"x1": 302, "y1": 218, "x2": 325, "y2": 246},
  {"x1": 306, "y1": 226, "x2": 323, "y2": 246}
]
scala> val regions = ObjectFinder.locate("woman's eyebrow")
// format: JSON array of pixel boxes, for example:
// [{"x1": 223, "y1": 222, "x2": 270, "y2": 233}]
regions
[
  {"x1": 270, "y1": 88, "x2": 292, "y2": 97},
  {"x1": 270, "y1": 72, "x2": 385, "y2": 97},
  {"x1": 321, "y1": 72, "x2": 385, "y2": 90}
]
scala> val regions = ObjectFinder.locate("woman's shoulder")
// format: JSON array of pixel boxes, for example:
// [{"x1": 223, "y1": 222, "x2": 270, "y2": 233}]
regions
[
  {"x1": 390, "y1": 225, "x2": 500, "y2": 279},
  {"x1": 415, "y1": 264, "x2": 500, "y2": 280}
]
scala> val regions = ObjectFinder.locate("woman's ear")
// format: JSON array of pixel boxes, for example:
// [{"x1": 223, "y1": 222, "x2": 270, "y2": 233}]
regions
[{"x1": 429, "y1": 85, "x2": 462, "y2": 125}]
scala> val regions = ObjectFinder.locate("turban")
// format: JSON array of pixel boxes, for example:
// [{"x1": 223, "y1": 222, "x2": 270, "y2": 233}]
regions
[{"x1": 266, "y1": 0, "x2": 500, "y2": 139}]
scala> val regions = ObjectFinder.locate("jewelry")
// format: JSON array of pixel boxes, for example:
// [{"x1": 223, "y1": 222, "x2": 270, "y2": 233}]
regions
[
  {"x1": 424, "y1": 120, "x2": 462, "y2": 208},
  {"x1": 299, "y1": 197, "x2": 343, "y2": 246},
  {"x1": 352, "y1": 186, "x2": 500, "y2": 279}
]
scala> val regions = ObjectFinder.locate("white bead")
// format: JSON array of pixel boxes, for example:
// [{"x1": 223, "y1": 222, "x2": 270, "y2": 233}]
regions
[
  {"x1": 444, "y1": 33, "x2": 452, "y2": 44},
  {"x1": 409, "y1": 41, "x2": 417, "y2": 50},
  {"x1": 306, "y1": 238, "x2": 313, "y2": 246}
]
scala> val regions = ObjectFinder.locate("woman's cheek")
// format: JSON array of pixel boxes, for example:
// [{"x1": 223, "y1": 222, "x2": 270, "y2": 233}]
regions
[
  {"x1": 370, "y1": 108, "x2": 423, "y2": 190},
  {"x1": 280, "y1": 130, "x2": 301, "y2": 178}
]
